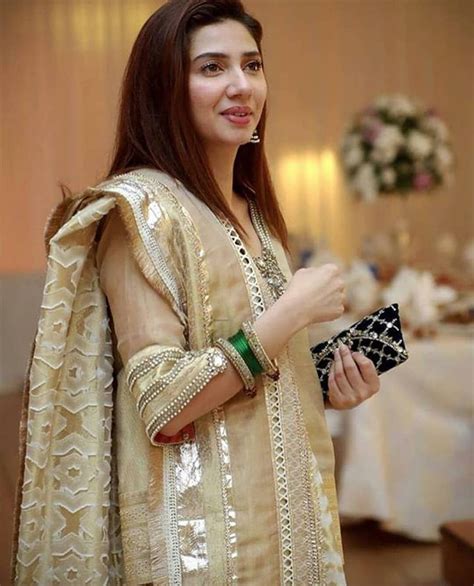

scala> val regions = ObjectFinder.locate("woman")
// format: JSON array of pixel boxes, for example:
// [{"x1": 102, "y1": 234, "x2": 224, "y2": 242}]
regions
[{"x1": 12, "y1": 1, "x2": 380, "y2": 583}]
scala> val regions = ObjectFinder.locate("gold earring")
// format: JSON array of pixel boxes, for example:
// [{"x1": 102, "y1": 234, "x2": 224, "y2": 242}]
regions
[{"x1": 249, "y1": 129, "x2": 260, "y2": 144}]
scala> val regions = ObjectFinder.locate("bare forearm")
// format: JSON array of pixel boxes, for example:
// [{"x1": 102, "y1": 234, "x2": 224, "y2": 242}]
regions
[{"x1": 159, "y1": 297, "x2": 303, "y2": 436}]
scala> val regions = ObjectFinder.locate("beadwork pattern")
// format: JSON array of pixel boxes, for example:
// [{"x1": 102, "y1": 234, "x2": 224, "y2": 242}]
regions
[
  {"x1": 215, "y1": 337, "x2": 256, "y2": 394},
  {"x1": 134, "y1": 173, "x2": 241, "y2": 583},
  {"x1": 217, "y1": 213, "x2": 298, "y2": 583},
  {"x1": 310, "y1": 303, "x2": 409, "y2": 398},
  {"x1": 241, "y1": 319, "x2": 279, "y2": 380}
]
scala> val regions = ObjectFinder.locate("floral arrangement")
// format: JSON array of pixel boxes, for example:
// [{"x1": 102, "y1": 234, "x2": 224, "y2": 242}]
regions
[{"x1": 340, "y1": 94, "x2": 454, "y2": 201}]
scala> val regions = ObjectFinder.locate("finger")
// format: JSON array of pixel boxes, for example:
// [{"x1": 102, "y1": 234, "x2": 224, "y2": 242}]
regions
[
  {"x1": 333, "y1": 347, "x2": 352, "y2": 396},
  {"x1": 328, "y1": 363, "x2": 347, "y2": 409},
  {"x1": 352, "y1": 352, "x2": 380, "y2": 393},
  {"x1": 339, "y1": 343, "x2": 364, "y2": 389}
]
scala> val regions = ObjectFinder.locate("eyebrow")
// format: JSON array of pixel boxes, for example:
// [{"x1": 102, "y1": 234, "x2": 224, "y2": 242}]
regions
[{"x1": 192, "y1": 50, "x2": 261, "y2": 62}]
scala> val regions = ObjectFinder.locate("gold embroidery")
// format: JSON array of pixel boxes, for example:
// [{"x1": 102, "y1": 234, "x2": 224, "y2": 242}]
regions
[
  {"x1": 124, "y1": 345, "x2": 228, "y2": 442},
  {"x1": 215, "y1": 337, "x2": 256, "y2": 394},
  {"x1": 134, "y1": 171, "x2": 241, "y2": 584},
  {"x1": 212, "y1": 409, "x2": 239, "y2": 583},
  {"x1": 127, "y1": 349, "x2": 183, "y2": 388},
  {"x1": 217, "y1": 214, "x2": 297, "y2": 583},
  {"x1": 119, "y1": 492, "x2": 152, "y2": 583},
  {"x1": 249, "y1": 201, "x2": 288, "y2": 301},
  {"x1": 163, "y1": 447, "x2": 182, "y2": 582},
  {"x1": 146, "y1": 349, "x2": 227, "y2": 438}
]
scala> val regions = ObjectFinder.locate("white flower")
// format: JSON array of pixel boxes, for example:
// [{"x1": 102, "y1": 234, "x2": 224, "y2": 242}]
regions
[
  {"x1": 343, "y1": 145, "x2": 364, "y2": 168},
  {"x1": 387, "y1": 94, "x2": 417, "y2": 117},
  {"x1": 422, "y1": 116, "x2": 450, "y2": 141},
  {"x1": 353, "y1": 162, "x2": 378, "y2": 201},
  {"x1": 370, "y1": 146, "x2": 397, "y2": 165},
  {"x1": 434, "y1": 145, "x2": 453, "y2": 170},
  {"x1": 407, "y1": 130, "x2": 433, "y2": 159},
  {"x1": 374, "y1": 125, "x2": 404, "y2": 151},
  {"x1": 369, "y1": 125, "x2": 404, "y2": 165},
  {"x1": 381, "y1": 167, "x2": 396, "y2": 187}
]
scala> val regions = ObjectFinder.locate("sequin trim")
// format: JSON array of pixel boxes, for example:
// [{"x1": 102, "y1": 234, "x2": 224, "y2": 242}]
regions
[
  {"x1": 135, "y1": 171, "x2": 241, "y2": 583},
  {"x1": 127, "y1": 349, "x2": 183, "y2": 388},
  {"x1": 164, "y1": 447, "x2": 182, "y2": 585},
  {"x1": 212, "y1": 409, "x2": 238, "y2": 583},
  {"x1": 241, "y1": 320, "x2": 279, "y2": 380},
  {"x1": 248, "y1": 201, "x2": 287, "y2": 302},
  {"x1": 217, "y1": 215, "x2": 296, "y2": 583},
  {"x1": 146, "y1": 349, "x2": 228, "y2": 438},
  {"x1": 134, "y1": 173, "x2": 214, "y2": 346},
  {"x1": 215, "y1": 337, "x2": 256, "y2": 392}
]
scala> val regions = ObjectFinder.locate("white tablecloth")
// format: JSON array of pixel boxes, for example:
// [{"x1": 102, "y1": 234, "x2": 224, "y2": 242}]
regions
[{"x1": 319, "y1": 327, "x2": 474, "y2": 541}]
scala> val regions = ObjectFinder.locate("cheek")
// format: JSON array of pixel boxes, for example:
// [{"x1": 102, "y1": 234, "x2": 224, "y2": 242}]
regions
[
  {"x1": 189, "y1": 81, "x2": 221, "y2": 113},
  {"x1": 256, "y1": 79, "x2": 268, "y2": 109}
]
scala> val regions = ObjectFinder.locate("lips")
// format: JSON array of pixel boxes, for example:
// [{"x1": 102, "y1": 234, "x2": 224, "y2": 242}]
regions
[
  {"x1": 221, "y1": 106, "x2": 252, "y2": 116},
  {"x1": 220, "y1": 106, "x2": 253, "y2": 128}
]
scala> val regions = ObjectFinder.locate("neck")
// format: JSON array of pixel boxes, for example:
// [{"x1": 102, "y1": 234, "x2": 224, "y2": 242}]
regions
[{"x1": 204, "y1": 143, "x2": 242, "y2": 210}]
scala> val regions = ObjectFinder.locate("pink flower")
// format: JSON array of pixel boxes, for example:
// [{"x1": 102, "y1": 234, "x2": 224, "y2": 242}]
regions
[
  {"x1": 413, "y1": 172, "x2": 433, "y2": 191},
  {"x1": 362, "y1": 119, "x2": 383, "y2": 144}
]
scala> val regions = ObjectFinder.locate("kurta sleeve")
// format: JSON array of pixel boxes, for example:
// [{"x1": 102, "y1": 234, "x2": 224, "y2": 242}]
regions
[{"x1": 97, "y1": 208, "x2": 228, "y2": 446}]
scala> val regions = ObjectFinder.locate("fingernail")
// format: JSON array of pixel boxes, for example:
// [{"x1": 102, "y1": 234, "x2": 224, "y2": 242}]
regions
[{"x1": 339, "y1": 342, "x2": 348, "y2": 354}]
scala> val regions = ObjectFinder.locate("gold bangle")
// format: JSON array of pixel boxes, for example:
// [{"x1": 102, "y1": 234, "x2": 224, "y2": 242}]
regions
[
  {"x1": 241, "y1": 321, "x2": 280, "y2": 381},
  {"x1": 215, "y1": 338, "x2": 257, "y2": 397}
]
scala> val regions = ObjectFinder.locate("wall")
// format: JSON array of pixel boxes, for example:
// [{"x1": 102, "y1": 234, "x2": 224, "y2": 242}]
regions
[{"x1": 1, "y1": 0, "x2": 473, "y2": 390}]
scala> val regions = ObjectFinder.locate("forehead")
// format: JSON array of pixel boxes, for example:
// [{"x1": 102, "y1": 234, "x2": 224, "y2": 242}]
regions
[{"x1": 189, "y1": 19, "x2": 258, "y2": 57}]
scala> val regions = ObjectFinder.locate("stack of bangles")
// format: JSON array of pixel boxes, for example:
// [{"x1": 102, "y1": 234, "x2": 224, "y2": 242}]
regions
[{"x1": 215, "y1": 320, "x2": 280, "y2": 397}]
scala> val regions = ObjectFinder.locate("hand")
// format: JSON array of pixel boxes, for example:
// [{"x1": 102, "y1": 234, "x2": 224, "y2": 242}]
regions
[
  {"x1": 281, "y1": 264, "x2": 346, "y2": 328},
  {"x1": 327, "y1": 343, "x2": 380, "y2": 410}
]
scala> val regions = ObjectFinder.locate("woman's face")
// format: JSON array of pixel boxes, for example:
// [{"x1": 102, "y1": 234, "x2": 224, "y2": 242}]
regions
[{"x1": 188, "y1": 19, "x2": 267, "y2": 150}]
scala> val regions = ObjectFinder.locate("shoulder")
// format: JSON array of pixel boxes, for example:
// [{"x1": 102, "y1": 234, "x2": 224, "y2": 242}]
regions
[
  {"x1": 94, "y1": 168, "x2": 181, "y2": 205},
  {"x1": 94, "y1": 170, "x2": 188, "y2": 322},
  {"x1": 94, "y1": 168, "x2": 191, "y2": 229}
]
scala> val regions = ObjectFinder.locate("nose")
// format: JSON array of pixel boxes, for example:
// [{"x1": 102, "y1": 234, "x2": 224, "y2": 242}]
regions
[{"x1": 226, "y1": 67, "x2": 253, "y2": 99}]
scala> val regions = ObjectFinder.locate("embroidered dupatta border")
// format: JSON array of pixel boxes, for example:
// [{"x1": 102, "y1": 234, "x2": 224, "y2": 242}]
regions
[{"x1": 129, "y1": 171, "x2": 240, "y2": 584}]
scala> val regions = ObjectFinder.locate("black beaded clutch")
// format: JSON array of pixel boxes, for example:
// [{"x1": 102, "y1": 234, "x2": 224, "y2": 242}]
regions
[{"x1": 310, "y1": 303, "x2": 409, "y2": 399}]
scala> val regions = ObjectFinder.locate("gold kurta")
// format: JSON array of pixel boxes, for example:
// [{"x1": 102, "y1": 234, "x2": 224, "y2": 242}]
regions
[{"x1": 12, "y1": 168, "x2": 346, "y2": 585}]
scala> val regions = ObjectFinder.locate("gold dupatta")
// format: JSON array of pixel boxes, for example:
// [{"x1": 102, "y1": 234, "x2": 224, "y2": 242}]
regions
[{"x1": 11, "y1": 172, "x2": 187, "y2": 584}]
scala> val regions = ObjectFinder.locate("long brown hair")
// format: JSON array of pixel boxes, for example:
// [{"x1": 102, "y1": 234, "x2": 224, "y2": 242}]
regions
[{"x1": 107, "y1": 0, "x2": 288, "y2": 248}]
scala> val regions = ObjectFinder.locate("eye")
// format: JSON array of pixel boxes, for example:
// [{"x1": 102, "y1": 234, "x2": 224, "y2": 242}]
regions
[
  {"x1": 246, "y1": 60, "x2": 263, "y2": 72},
  {"x1": 201, "y1": 62, "x2": 222, "y2": 75}
]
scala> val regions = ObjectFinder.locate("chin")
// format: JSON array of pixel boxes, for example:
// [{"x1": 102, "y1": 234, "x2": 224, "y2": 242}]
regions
[
  {"x1": 221, "y1": 131, "x2": 253, "y2": 146},
  {"x1": 200, "y1": 126, "x2": 253, "y2": 148}
]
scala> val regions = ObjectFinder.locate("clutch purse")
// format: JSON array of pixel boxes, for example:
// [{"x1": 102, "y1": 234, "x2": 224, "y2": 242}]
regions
[{"x1": 310, "y1": 303, "x2": 409, "y2": 399}]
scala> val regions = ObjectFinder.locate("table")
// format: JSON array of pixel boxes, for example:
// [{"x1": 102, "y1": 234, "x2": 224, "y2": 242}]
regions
[{"x1": 310, "y1": 321, "x2": 474, "y2": 541}]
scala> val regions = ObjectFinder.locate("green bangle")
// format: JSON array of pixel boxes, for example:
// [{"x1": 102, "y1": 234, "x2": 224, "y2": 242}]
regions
[{"x1": 228, "y1": 330, "x2": 264, "y2": 376}]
